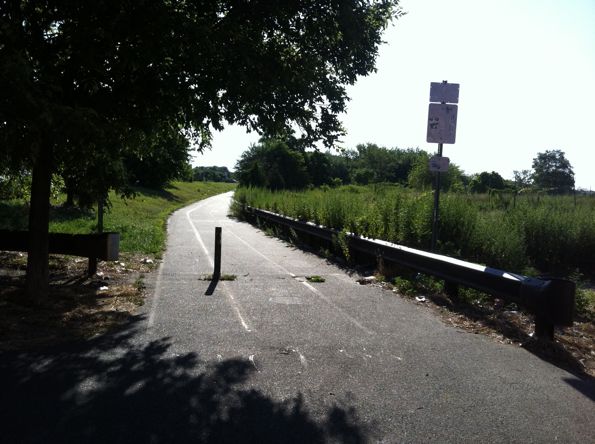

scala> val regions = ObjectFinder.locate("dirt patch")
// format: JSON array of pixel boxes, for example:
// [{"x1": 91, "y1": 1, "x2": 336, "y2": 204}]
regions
[{"x1": 0, "y1": 251, "x2": 156, "y2": 351}]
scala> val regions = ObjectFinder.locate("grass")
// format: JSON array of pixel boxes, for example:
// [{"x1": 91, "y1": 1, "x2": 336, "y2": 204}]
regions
[
  {"x1": 232, "y1": 185, "x2": 595, "y2": 278},
  {"x1": 0, "y1": 181, "x2": 236, "y2": 256},
  {"x1": 199, "y1": 273, "x2": 237, "y2": 281},
  {"x1": 306, "y1": 275, "x2": 325, "y2": 283}
]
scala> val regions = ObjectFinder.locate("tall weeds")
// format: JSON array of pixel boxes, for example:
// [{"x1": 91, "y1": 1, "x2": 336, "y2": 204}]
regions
[{"x1": 232, "y1": 186, "x2": 595, "y2": 276}]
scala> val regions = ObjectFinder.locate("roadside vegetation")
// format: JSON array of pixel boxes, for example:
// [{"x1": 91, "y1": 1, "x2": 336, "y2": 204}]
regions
[
  {"x1": 233, "y1": 184, "x2": 595, "y2": 277},
  {"x1": 1, "y1": 181, "x2": 236, "y2": 255}
]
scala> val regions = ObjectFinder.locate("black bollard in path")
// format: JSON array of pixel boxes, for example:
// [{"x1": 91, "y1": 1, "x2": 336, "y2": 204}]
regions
[{"x1": 214, "y1": 227, "x2": 222, "y2": 279}]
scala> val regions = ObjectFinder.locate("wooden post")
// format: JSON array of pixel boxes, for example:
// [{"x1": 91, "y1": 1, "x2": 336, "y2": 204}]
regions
[{"x1": 88, "y1": 198, "x2": 104, "y2": 276}]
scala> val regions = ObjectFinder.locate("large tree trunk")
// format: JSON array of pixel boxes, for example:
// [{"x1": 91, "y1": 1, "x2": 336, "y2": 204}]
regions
[{"x1": 26, "y1": 142, "x2": 53, "y2": 301}]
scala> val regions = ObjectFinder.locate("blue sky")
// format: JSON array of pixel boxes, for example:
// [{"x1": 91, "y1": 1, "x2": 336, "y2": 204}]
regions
[{"x1": 193, "y1": 0, "x2": 595, "y2": 190}]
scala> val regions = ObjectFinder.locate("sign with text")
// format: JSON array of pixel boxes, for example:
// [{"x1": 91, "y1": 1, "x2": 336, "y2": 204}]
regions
[
  {"x1": 429, "y1": 156, "x2": 450, "y2": 172},
  {"x1": 430, "y1": 82, "x2": 459, "y2": 104},
  {"x1": 426, "y1": 103, "x2": 458, "y2": 144}
]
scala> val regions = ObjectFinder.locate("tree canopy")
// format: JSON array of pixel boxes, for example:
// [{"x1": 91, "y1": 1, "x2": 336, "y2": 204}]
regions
[
  {"x1": 531, "y1": 149, "x2": 575, "y2": 193},
  {"x1": 407, "y1": 152, "x2": 464, "y2": 192},
  {"x1": 0, "y1": 0, "x2": 403, "y2": 299},
  {"x1": 236, "y1": 139, "x2": 310, "y2": 190},
  {"x1": 192, "y1": 166, "x2": 233, "y2": 183},
  {"x1": 469, "y1": 171, "x2": 505, "y2": 193},
  {"x1": 234, "y1": 138, "x2": 466, "y2": 191}
]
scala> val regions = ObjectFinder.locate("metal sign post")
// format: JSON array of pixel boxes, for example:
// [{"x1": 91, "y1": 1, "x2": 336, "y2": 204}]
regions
[
  {"x1": 427, "y1": 81, "x2": 459, "y2": 251},
  {"x1": 430, "y1": 143, "x2": 443, "y2": 251}
]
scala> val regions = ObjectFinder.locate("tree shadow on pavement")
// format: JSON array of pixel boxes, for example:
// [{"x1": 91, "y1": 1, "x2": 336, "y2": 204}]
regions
[{"x1": 0, "y1": 317, "x2": 368, "y2": 444}]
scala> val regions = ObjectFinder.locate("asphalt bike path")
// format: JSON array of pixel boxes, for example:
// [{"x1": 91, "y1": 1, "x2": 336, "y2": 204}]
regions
[
  {"x1": 142, "y1": 192, "x2": 594, "y2": 442},
  {"x1": 1, "y1": 191, "x2": 593, "y2": 443}
]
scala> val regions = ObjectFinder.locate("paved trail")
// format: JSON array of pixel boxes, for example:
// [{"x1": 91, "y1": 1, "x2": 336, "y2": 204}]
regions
[{"x1": 1, "y1": 192, "x2": 593, "y2": 443}]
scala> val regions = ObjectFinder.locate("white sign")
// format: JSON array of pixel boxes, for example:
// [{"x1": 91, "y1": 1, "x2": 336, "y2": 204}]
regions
[
  {"x1": 427, "y1": 103, "x2": 458, "y2": 144},
  {"x1": 430, "y1": 82, "x2": 459, "y2": 104},
  {"x1": 429, "y1": 156, "x2": 450, "y2": 172}
]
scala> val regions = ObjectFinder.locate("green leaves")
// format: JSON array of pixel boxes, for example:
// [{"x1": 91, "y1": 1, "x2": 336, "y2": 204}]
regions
[
  {"x1": 531, "y1": 149, "x2": 575, "y2": 193},
  {"x1": 1, "y1": 1, "x2": 403, "y2": 296}
]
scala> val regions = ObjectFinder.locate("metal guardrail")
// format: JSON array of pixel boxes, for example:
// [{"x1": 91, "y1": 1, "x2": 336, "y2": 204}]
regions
[
  {"x1": 0, "y1": 230, "x2": 120, "y2": 275},
  {"x1": 247, "y1": 207, "x2": 575, "y2": 340}
]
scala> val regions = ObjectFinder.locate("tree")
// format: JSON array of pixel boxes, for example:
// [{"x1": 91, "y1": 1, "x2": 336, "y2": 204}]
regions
[
  {"x1": 513, "y1": 169, "x2": 533, "y2": 189},
  {"x1": 235, "y1": 139, "x2": 309, "y2": 190},
  {"x1": 350, "y1": 144, "x2": 424, "y2": 184},
  {"x1": 327, "y1": 153, "x2": 352, "y2": 185},
  {"x1": 1, "y1": 1, "x2": 402, "y2": 299},
  {"x1": 469, "y1": 171, "x2": 505, "y2": 193},
  {"x1": 305, "y1": 151, "x2": 333, "y2": 187},
  {"x1": 192, "y1": 166, "x2": 233, "y2": 183},
  {"x1": 531, "y1": 150, "x2": 575, "y2": 193},
  {"x1": 0, "y1": 167, "x2": 31, "y2": 200},
  {"x1": 124, "y1": 125, "x2": 191, "y2": 188},
  {"x1": 407, "y1": 153, "x2": 464, "y2": 192}
]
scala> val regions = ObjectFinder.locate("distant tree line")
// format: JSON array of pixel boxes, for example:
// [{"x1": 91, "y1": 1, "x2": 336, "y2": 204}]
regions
[
  {"x1": 233, "y1": 139, "x2": 577, "y2": 195},
  {"x1": 1, "y1": 143, "x2": 577, "y2": 204},
  {"x1": 192, "y1": 166, "x2": 234, "y2": 183},
  {"x1": 234, "y1": 138, "x2": 466, "y2": 191}
]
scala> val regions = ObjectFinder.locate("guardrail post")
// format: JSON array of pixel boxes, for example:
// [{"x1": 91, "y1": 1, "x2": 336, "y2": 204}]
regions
[
  {"x1": 533, "y1": 278, "x2": 575, "y2": 341},
  {"x1": 214, "y1": 227, "x2": 222, "y2": 279},
  {"x1": 88, "y1": 198, "x2": 105, "y2": 276},
  {"x1": 534, "y1": 316, "x2": 554, "y2": 340},
  {"x1": 444, "y1": 281, "x2": 459, "y2": 301},
  {"x1": 88, "y1": 258, "x2": 98, "y2": 276}
]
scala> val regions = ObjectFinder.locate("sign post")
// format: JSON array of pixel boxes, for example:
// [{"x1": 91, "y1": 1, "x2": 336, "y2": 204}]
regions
[{"x1": 427, "y1": 81, "x2": 459, "y2": 251}]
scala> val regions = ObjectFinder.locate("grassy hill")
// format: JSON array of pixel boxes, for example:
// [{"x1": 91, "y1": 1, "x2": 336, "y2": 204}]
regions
[{"x1": 0, "y1": 181, "x2": 236, "y2": 256}]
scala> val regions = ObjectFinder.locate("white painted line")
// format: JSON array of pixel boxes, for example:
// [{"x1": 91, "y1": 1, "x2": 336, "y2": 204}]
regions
[
  {"x1": 227, "y1": 228, "x2": 374, "y2": 336},
  {"x1": 186, "y1": 205, "x2": 214, "y2": 268},
  {"x1": 227, "y1": 229, "x2": 294, "y2": 275},
  {"x1": 301, "y1": 281, "x2": 374, "y2": 335},
  {"x1": 221, "y1": 281, "x2": 252, "y2": 332},
  {"x1": 148, "y1": 204, "x2": 207, "y2": 329},
  {"x1": 186, "y1": 204, "x2": 252, "y2": 333}
]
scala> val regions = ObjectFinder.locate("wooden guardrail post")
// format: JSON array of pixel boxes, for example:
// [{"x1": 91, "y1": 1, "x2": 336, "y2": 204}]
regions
[{"x1": 88, "y1": 197, "x2": 105, "y2": 276}]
